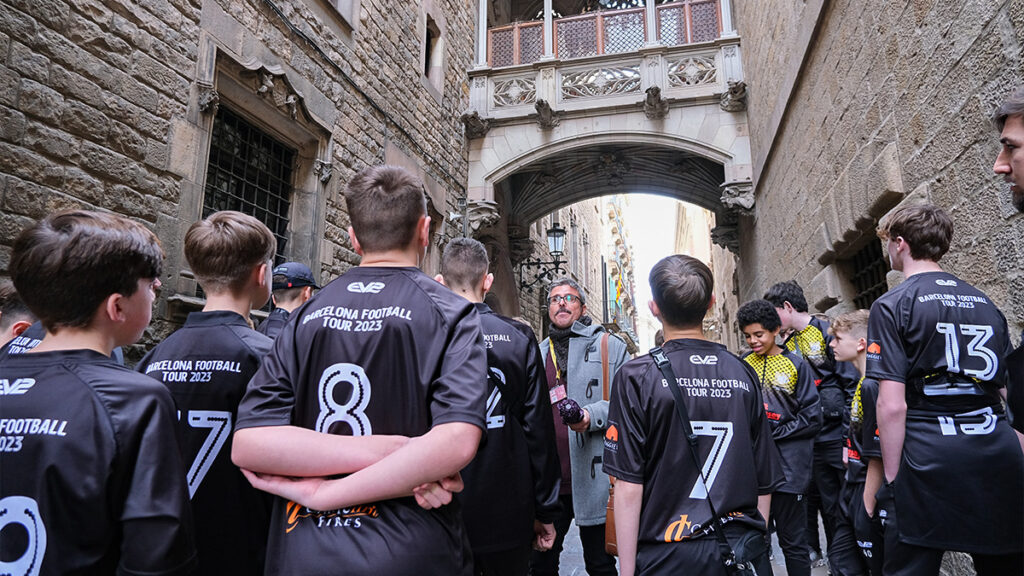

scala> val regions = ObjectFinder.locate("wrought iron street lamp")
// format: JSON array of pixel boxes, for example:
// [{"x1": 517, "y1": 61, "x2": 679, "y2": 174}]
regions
[{"x1": 519, "y1": 223, "x2": 568, "y2": 290}]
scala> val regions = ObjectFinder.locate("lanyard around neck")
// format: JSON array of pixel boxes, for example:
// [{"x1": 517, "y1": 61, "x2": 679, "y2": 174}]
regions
[{"x1": 549, "y1": 339, "x2": 561, "y2": 380}]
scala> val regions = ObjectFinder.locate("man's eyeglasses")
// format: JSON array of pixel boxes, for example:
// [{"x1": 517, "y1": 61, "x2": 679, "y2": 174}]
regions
[{"x1": 548, "y1": 294, "x2": 581, "y2": 306}]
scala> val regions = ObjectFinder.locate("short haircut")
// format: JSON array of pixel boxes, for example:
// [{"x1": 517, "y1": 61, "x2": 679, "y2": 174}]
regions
[
  {"x1": 440, "y1": 237, "x2": 489, "y2": 290},
  {"x1": 649, "y1": 255, "x2": 713, "y2": 328},
  {"x1": 993, "y1": 85, "x2": 1024, "y2": 131},
  {"x1": 0, "y1": 279, "x2": 35, "y2": 331},
  {"x1": 10, "y1": 210, "x2": 163, "y2": 332},
  {"x1": 763, "y1": 280, "x2": 808, "y2": 313},
  {"x1": 830, "y1": 309, "x2": 870, "y2": 340},
  {"x1": 271, "y1": 278, "x2": 306, "y2": 305},
  {"x1": 876, "y1": 203, "x2": 953, "y2": 262},
  {"x1": 547, "y1": 277, "x2": 586, "y2": 305},
  {"x1": 737, "y1": 299, "x2": 782, "y2": 332},
  {"x1": 185, "y1": 211, "x2": 276, "y2": 293},
  {"x1": 344, "y1": 165, "x2": 427, "y2": 253}
]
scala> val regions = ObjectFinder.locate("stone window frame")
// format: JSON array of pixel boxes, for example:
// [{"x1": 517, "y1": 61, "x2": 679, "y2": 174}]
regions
[
  {"x1": 171, "y1": 49, "x2": 333, "y2": 319},
  {"x1": 419, "y1": 0, "x2": 448, "y2": 102}
]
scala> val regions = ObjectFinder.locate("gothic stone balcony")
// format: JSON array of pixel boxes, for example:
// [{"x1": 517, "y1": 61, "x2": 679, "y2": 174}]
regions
[{"x1": 468, "y1": 0, "x2": 742, "y2": 123}]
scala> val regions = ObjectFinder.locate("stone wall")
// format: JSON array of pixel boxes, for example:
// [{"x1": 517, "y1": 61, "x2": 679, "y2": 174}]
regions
[
  {"x1": 734, "y1": 0, "x2": 1024, "y2": 343},
  {"x1": 0, "y1": 0, "x2": 475, "y2": 360}
]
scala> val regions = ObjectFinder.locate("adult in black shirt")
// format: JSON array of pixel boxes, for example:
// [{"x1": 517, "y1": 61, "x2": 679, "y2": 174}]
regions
[
  {"x1": 869, "y1": 203, "x2": 1023, "y2": 575},
  {"x1": 437, "y1": 238, "x2": 561, "y2": 576},
  {"x1": 605, "y1": 255, "x2": 784, "y2": 576},
  {"x1": 233, "y1": 166, "x2": 486, "y2": 576},
  {"x1": 257, "y1": 261, "x2": 319, "y2": 340}
]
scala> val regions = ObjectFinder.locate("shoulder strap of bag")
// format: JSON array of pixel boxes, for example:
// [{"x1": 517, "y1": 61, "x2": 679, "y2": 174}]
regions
[
  {"x1": 602, "y1": 332, "x2": 610, "y2": 401},
  {"x1": 650, "y1": 346, "x2": 739, "y2": 565}
]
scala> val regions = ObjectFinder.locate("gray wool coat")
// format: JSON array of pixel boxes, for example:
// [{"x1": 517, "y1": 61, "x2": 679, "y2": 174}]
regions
[{"x1": 540, "y1": 320, "x2": 630, "y2": 526}]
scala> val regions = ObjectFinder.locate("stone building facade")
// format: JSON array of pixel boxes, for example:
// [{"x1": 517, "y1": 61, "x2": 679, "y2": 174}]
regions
[
  {"x1": 733, "y1": 0, "x2": 1024, "y2": 343},
  {"x1": 0, "y1": 0, "x2": 476, "y2": 360}
]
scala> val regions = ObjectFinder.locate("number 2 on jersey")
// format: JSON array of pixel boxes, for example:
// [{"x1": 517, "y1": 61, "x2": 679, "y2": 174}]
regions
[{"x1": 688, "y1": 421, "x2": 734, "y2": 500}]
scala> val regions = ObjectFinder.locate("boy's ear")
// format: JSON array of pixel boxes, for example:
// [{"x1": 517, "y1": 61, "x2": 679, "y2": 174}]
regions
[
  {"x1": 434, "y1": 273, "x2": 446, "y2": 286},
  {"x1": 856, "y1": 337, "x2": 867, "y2": 353},
  {"x1": 481, "y1": 272, "x2": 494, "y2": 294},
  {"x1": 10, "y1": 319, "x2": 32, "y2": 338},
  {"x1": 417, "y1": 215, "x2": 432, "y2": 248},
  {"x1": 348, "y1": 226, "x2": 364, "y2": 256},
  {"x1": 707, "y1": 293, "x2": 716, "y2": 312},
  {"x1": 648, "y1": 299, "x2": 661, "y2": 319}
]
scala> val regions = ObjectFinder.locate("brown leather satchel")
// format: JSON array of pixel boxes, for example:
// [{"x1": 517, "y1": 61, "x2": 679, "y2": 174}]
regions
[
  {"x1": 601, "y1": 332, "x2": 617, "y2": 555},
  {"x1": 605, "y1": 475, "x2": 618, "y2": 555}
]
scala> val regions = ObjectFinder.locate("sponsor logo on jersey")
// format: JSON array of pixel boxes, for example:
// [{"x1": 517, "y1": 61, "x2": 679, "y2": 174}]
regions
[
  {"x1": 347, "y1": 281, "x2": 386, "y2": 294},
  {"x1": 0, "y1": 378, "x2": 35, "y2": 395},
  {"x1": 284, "y1": 501, "x2": 379, "y2": 533},
  {"x1": 866, "y1": 342, "x2": 882, "y2": 361},
  {"x1": 604, "y1": 424, "x2": 619, "y2": 452},
  {"x1": 664, "y1": 515, "x2": 693, "y2": 542},
  {"x1": 764, "y1": 404, "x2": 781, "y2": 421},
  {"x1": 689, "y1": 354, "x2": 718, "y2": 365},
  {"x1": 935, "y1": 279, "x2": 958, "y2": 287}
]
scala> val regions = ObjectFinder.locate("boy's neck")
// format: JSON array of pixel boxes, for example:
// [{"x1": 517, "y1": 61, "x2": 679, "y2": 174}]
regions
[
  {"x1": 203, "y1": 291, "x2": 256, "y2": 320},
  {"x1": 449, "y1": 286, "x2": 484, "y2": 304},
  {"x1": 759, "y1": 342, "x2": 783, "y2": 357},
  {"x1": 791, "y1": 311, "x2": 812, "y2": 332},
  {"x1": 358, "y1": 247, "x2": 422, "y2": 268},
  {"x1": 662, "y1": 325, "x2": 705, "y2": 343},
  {"x1": 854, "y1": 353, "x2": 866, "y2": 377},
  {"x1": 900, "y1": 258, "x2": 943, "y2": 278},
  {"x1": 30, "y1": 328, "x2": 115, "y2": 357}
]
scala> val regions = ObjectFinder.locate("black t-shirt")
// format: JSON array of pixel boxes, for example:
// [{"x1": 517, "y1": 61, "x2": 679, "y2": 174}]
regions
[
  {"x1": 256, "y1": 307, "x2": 290, "y2": 340},
  {"x1": 742, "y1": 349, "x2": 820, "y2": 494},
  {"x1": 1, "y1": 321, "x2": 125, "y2": 364},
  {"x1": 866, "y1": 271, "x2": 1023, "y2": 553},
  {"x1": 784, "y1": 316, "x2": 859, "y2": 443},
  {"x1": 137, "y1": 310, "x2": 273, "y2": 575},
  {"x1": 458, "y1": 303, "x2": 561, "y2": 554},
  {"x1": 236, "y1": 266, "x2": 487, "y2": 576},
  {"x1": 845, "y1": 376, "x2": 880, "y2": 484},
  {"x1": 604, "y1": 339, "x2": 784, "y2": 548},
  {"x1": 0, "y1": 349, "x2": 197, "y2": 574}
]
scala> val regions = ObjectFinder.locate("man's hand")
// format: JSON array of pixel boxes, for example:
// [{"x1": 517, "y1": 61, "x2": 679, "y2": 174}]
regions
[
  {"x1": 412, "y1": 473, "x2": 464, "y2": 510},
  {"x1": 533, "y1": 520, "x2": 556, "y2": 551},
  {"x1": 569, "y1": 408, "x2": 591, "y2": 432}
]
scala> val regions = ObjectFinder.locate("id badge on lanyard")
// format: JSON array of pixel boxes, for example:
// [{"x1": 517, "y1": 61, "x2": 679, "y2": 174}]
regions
[{"x1": 548, "y1": 339, "x2": 567, "y2": 405}]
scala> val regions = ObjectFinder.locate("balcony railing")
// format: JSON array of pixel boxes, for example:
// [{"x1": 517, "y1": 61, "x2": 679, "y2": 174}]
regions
[{"x1": 487, "y1": 0, "x2": 721, "y2": 68}]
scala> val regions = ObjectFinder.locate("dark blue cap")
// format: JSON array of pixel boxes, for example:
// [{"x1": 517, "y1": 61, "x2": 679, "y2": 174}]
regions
[{"x1": 272, "y1": 262, "x2": 319, "y2": 291}]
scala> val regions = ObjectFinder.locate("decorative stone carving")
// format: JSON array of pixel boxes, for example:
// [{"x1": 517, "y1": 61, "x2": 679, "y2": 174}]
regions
[
  {"x1": 244, "y1": 66, "x2": 309, "y2": 121},
  {"x1": 493, "y1": 76, "x2": 537, "y2": 107},
  {"x1": 719, "y1": 181, "x2": 755, "y2": 214},
  {"x1": 711, "y1": 222, "x2": 740, "y2": 254},
  {"x1": 313, "y1": 159, "x2": 333, "y2": 184},
  {"x1": 460, "y1": 110, "x2": 491, "y2": 139},
  {"x1": 534, "y1": 99, "x2": 561, "y2": 129},
  {"x1": 197, "y1": 82, "x2": 219, "y2": 115},
  {"x1": 473, "y1": 76, "x2": 487, "y2": 87},
  {"x1": 506, "y1": 224, "x2": 535, "y2": 265},
  {"x1": 536, "y1": 169, "x2": 558, "y2": 187},
  {"x1": 595, "y1": 152, "x2": 631, "y2": 186},
  {"x1": 719, "y1": 80, "x2": 748, "y2": 112},
  {"x1": 465, "y1": 199, "x2": 501, "y2": 235},
  {"x1": 723, "y1": 46, "x2": 737, "y2": 57},
  {"x1": 561, "y1": 65, "x2": 641, "y2": 99},
  {"x1": 643, "y1": 86, "x2": 669, "y2": 119},
  {"x1": 542, "y1": 68, "x2": 554, "y2": 79},
  {"x1": 666, "y1": 56, "x2": 717, "y2": 87}
]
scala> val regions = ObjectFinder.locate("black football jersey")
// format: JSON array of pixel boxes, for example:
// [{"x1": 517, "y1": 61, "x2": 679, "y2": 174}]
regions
[
  {"x1": 457, "y1": 303, "x2": 561, "y2": 553},
  {"x1": 137, "y1": 310, "x2": 273, "y2": 575},
  {"x1": 845, "y1": 376, "x2": 880, "y2": 484},
  {"x1": 866, "y1": 272, "x2": 1023, "y2": 553},
  {"x1": 604, "y1": 339, "x2": 785, "y2": 547},
  {"x1": 0, "y1": 349, "x2": 197, "y2": 575},
  {"x1": 236, "y1": 266, "x2": 487, "y2": 576},
  {"x1": 256, "y1": 307, "x2": 290, "y2": 340},
  {"x1": 742, "y1": 350, "x2": 820, "y2": 494},
  {"x1": 0, "y1": 320, "x2": 43, "y2": 355},
  {"x1": 784, "y1": 316, "x2": 860, "y2": 442}
]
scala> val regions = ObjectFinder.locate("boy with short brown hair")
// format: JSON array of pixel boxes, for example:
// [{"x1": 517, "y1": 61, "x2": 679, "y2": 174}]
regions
[
  {"x1": 829, "y1": 309, "x2": 883, "y2": 575},
  {"x1": 137, "y1": 210, "x2": 277, "y2": 575},
  {"x1": 0, "y1": 210, "x2": 196, "y2": 574}
]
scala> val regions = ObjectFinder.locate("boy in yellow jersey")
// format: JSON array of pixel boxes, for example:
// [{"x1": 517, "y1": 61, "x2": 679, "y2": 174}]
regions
[{"x1": 737, "y1": 299, "x2": 821, "y2": 576}]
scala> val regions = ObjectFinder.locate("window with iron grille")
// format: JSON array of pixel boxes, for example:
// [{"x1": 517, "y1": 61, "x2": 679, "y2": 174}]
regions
[
  {"x1": 849, "y1": 240, "x2": 890, "y2": 309},
  {"x1": 203, "y1": 106, "x2": 294, "y2": 266}
]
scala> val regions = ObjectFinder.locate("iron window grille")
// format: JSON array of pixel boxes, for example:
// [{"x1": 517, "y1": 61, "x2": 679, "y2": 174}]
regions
[{"x1": 850, "y1": 240, "x2": 890, "y2": 310}]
